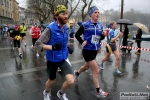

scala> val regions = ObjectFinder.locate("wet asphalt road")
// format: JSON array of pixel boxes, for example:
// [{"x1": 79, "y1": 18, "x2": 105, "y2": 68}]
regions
[{"x1": 0, "y1": 33, "x2": 150, "y2": 100}]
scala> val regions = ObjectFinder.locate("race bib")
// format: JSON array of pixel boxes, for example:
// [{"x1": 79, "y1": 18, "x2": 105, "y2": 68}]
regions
[{"x1": 91, "y1": 35, "x2": 100, "y2": 44}]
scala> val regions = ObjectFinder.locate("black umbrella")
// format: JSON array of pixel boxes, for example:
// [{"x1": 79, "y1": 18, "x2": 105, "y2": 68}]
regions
[{"x1": 117, "y1": 19, "x2": 133, "y2": 25}]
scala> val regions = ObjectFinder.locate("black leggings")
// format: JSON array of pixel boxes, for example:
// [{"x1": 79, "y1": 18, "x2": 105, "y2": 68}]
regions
[
  {"x1": 137, "y1": 40, "x2": 141, "y2": 52},
  {"x1": 14, "y1": 40, "x2": 20, "y2": 48},
  {"x1": 122, "y1": 37, "x2": 128, "y2": 46},
  {"x1": 32, "y1": 38, "x2": 38, "y2": 46},
  {"x1": 47, "y1": 60, "x2": 73, "y2": 80}
]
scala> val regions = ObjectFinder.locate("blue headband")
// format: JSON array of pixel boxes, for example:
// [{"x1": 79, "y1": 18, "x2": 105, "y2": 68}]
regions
[{"x1": 88, "y1": 6, "x2": 99, "y2": 16}]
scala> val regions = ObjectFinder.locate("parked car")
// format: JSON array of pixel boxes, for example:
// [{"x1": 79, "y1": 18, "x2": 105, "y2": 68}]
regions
[{"x1": 133, "y1": 35, "x2": 150, "y2": 41}]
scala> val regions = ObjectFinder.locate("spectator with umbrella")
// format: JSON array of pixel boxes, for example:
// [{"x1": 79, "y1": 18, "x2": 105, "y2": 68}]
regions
[
  {"x1": 135, "y1": 27, "x2": 142, "y2": 55},
  {"x1": 122, "y1": 24, "x2": 129, "y2": 51},
  {"x1": 135, "y1": 23, "x2": 150, "y2": 90},
  {"x1": 117, "y1": 19, "x2": 133, "y2": 51},
  {"x1": 134, "y1": 23, "x2": 149, "y2": 55}
]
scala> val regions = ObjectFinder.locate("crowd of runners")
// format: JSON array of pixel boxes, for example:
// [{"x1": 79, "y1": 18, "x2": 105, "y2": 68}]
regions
[
  {"x1": 0, "y1": 4, "x2": 149, "y2": 100},
  {"x1": 0, "y1": 22, "x2": 42, "y2": 58},
  {"x1": 34, "y1": 5, "x2": 123, "y2": 100}
]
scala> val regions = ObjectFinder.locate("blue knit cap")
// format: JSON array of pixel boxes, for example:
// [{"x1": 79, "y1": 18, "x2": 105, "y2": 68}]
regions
[
  {"x1": 88, "y1": 6, "x2": 99, "y2": 16},
  {"x1": 33, "y1": 23, "x2": 37, "y2": 26}
]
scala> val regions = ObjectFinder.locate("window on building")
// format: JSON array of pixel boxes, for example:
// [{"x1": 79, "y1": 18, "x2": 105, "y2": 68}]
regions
[
  {"x1": 7, "y1": 1, "x2": 9, "y2": 8},
  {"x1": 2, "y1": 0, "x2": 4, "y2": 5},
  {"x1": 6, "y1": 11, "x2": 7, "y2": 17},
  {"x1": 3, "y1": 10, "x2": 4, "y2": 16},
  {"x1": 0, "y1": 0, "x2": 1, "y2": 5},
  {"x1": 5, "y1": 0, "x2": 6, "y2": 7}
]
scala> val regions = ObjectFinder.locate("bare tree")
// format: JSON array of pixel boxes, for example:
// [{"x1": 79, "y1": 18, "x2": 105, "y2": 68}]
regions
[
  {"x1": 27, "y1": 0, "x2": 80, "y2": 24},
  {"x1": 27, "y1": 0, "x2": 69, "y2": 24},
  {"x1": 103, "y1": 8, "x2": 150, "y2": 31},
  {"x1": 68, "y1": 0, "x2": 81, "y2": 19},
  {"x1": 80, "y1": 0, "x2": 93, "y2": 21},
  {"x1": 27, "y1": 0, "x2": 110, "y2": 24},
  {"x1": 79, "y1": 0, "x2": 109, "y2": 21},
  {"x1": 42, "y1": 0, "x2": 68, "y2": 14},
  {"x1": 42, "y1": 0, "x2": 80, "y2": 19},
  {"x1": 27, "y1": 0, "x2": 51, "y2": 24}
]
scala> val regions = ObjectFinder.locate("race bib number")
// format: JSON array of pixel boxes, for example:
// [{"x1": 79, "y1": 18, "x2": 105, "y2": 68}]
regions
[{"x1": 91, "y1": 35, "x2": 100, "y2": 44}]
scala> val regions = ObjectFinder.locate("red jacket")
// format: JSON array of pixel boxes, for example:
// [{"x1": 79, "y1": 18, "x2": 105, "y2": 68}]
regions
[
  {"x1": 106, "y1": 28, "x2": 110, "y2": 36},
  {"x1": 31, "y1": 27, "x2": 40, "y2": 38}
]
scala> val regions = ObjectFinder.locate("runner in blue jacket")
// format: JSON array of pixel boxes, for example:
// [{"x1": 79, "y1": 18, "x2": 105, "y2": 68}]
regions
[
  {"x1": 74, "y1": 6, "x2": 108, "y2": 98},
  {"x1": 35, "y1": 5, "x2": 74, "y2": 100}
]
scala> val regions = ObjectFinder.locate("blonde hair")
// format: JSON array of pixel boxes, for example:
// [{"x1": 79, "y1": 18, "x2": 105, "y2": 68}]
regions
[{"x1": 110, "y1": 21, "x2": 116, "y2": 26}]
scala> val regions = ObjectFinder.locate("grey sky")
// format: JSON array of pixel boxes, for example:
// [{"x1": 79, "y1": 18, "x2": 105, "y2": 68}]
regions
[
  {"x1": 17, "y1": 0, "x2": 150, "y2": 13},
  {"x1": 17, "y1": 0, "x2": 27, "y2": 7},
  {"x1": 100, "y1": 0, "x2": 150, "y2": 13}
]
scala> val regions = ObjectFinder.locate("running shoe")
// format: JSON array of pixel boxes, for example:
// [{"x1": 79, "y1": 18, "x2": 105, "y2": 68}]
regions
[
  {"x1": 97, "y1": 89, "x2": 109, "y2": 98},
  {"x1": 58, "y1": 68, "x2": 61, "y2": 72},
  {"x1": 36, "y1": 53, "x2": 39, "y2": 57},
  {"x1": 43, "y1": 90, "x2": 51, "y2": 100},
  {"x1": 74, "y1": 70, "x2": 80, "y2": 82},
  {"x1": 146, "y1": 85, "x2": 150, "y2": 90},
  {"x1": 98, "y1": 63, "x2": 104, "y2": 70},
  {"x1": 57, "y1": 90, "x2": 68, "y2": 100},
  {"x1": 31, "y1": 45, "x2": 33, "y2": 49},
  {"x1": 114, "y1": 69, "x2": 121, "y2": 74},
  {"x1": 19, "y1": 53, "x2": 22, "y2": 59}
]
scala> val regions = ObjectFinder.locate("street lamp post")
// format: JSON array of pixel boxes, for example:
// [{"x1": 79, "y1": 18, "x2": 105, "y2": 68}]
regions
[
  {"x1": 119, "y1": 0, "x2": 124, "y2": 45},
  {"x1": 120, "y1": 0, "x2": 124, "y2": 32}
]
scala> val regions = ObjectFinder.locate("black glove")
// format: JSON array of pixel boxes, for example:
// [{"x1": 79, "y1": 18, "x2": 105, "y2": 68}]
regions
[
  {"x1": 52, "y1": 42, "x2": 62, "y2": 50},
  {"x1": 68, "y1": 46, "x2": 74, "y2": 54}
]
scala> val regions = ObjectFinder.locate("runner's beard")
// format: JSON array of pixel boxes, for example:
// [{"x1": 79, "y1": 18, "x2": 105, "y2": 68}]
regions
[{"x1": 58, "y1": 16, "x2": 68, "y2": 25}]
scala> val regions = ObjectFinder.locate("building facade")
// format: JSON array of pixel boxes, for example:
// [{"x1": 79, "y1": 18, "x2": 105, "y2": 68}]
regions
[
  {"x1": 18, "y1": 6, "x2": 25, "y2": 24},
  {"x1": 18, "y1": 7, "x2": 38, "y2": 27},
  {"x1": 0, "y1": 0, "x2": 19, "y2": 25},
  {"x1": 13, "y1": 0, "x2": 19, "y2": 24}
]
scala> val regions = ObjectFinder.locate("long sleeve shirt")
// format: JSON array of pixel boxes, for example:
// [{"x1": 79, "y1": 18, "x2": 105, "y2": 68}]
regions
[
  {"x1": 34, "y1": 28, "x2": 50, "y2": 51},
  {"x1": 75, "y1": 25, "x2": 105, "y2": 45},
  {"x1": 136, "y1": 29, "x2": 142, "y2": 40}
]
